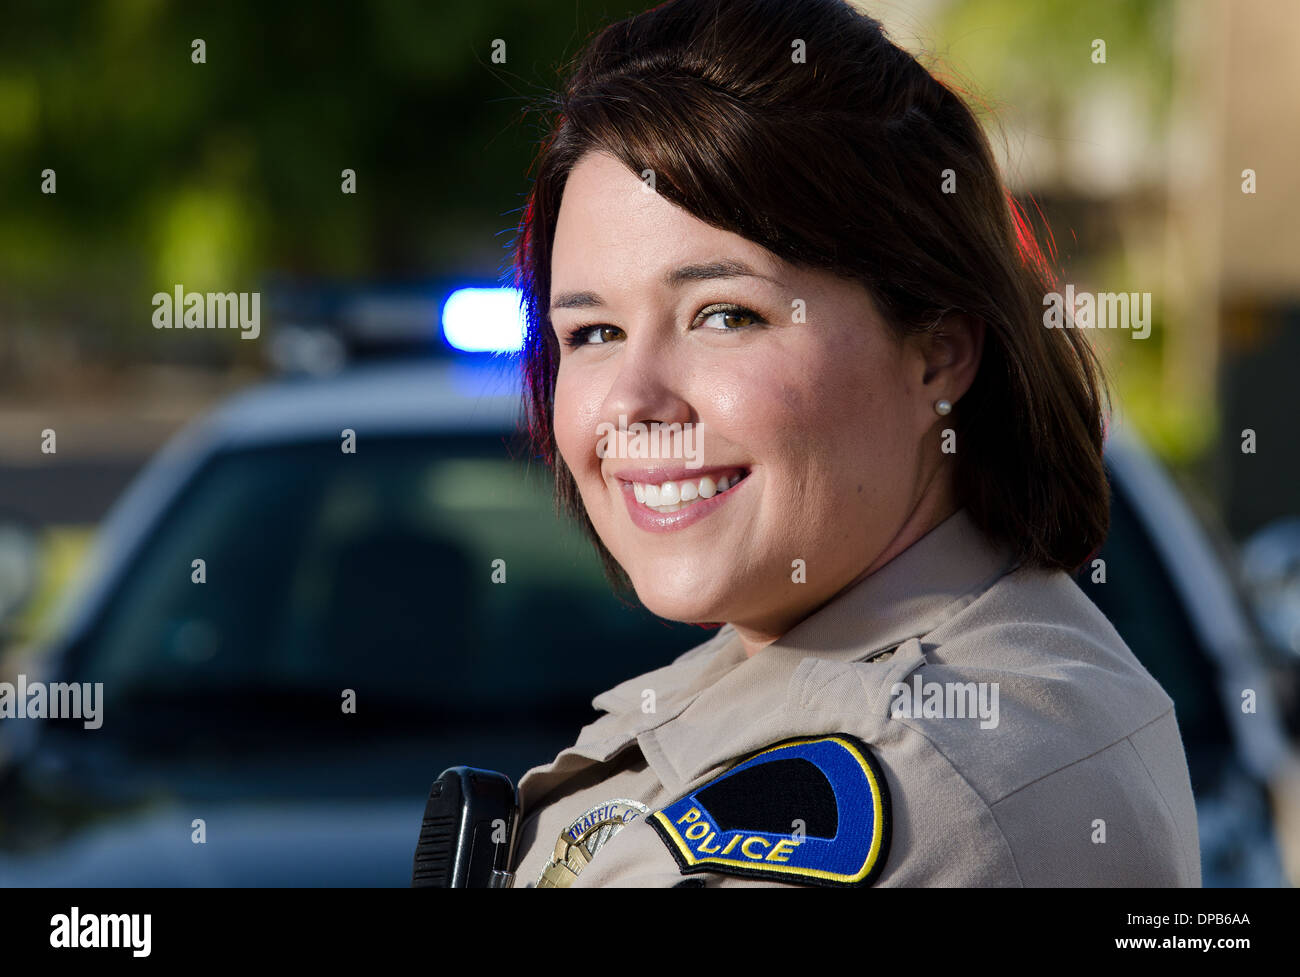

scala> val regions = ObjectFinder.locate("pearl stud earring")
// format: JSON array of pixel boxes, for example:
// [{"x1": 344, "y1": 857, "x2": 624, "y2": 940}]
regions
[{"x1": 935, "y1": 399, "x2": 952, "y2": 416}]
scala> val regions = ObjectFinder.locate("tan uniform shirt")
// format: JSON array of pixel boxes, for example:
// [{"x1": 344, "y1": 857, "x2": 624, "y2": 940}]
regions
[{"x1": 511, "y1": 509, "x2": 1202, "y2": 887}]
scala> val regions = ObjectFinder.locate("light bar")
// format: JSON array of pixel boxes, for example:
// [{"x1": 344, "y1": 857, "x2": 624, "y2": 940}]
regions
[{"x1": 441, "y1": 287, "x2": 527, "y2": 353}]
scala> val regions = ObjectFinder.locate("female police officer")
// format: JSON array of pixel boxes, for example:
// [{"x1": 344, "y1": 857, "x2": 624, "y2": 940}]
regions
[{"x1": 505, "y1": 0, "x2": 1200, "y2": 887}]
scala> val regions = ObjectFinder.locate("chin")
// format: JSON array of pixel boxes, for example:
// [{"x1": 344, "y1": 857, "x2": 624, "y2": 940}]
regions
[{"x1": 630, "y1": 579, "x2": 728, "y2": 626}]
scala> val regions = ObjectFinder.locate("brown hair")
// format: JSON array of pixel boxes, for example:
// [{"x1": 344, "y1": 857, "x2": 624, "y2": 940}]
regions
[{"x1": 511, "y1": 0, "x2": 1110, "y2": 595}]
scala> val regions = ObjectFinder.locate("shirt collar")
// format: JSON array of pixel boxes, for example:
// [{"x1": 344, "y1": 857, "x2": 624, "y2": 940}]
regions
[
  {"x1": 757, "y1": 505, "x2": 1017, "y2": 664},
  {"x1": 521, "y1": 508, "x2": 1016, "y2": 805},
  {"x1": 601, "y1": 506, "x2": 1013, "y2": 699},
  {"x1": 613, "y1": 508, "x2": 1015, "y2": 787}
]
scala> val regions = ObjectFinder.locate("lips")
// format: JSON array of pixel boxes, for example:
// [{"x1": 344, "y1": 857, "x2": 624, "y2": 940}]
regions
[
  {"x1": 632, "y1": 469, "x2": 750, "y2": 511},
  {"x1": 614, "y1": 465, "x2": 753, "y2": 532}
]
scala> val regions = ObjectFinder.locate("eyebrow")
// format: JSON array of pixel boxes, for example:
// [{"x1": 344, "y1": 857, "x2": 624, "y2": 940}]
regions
[{"x1": 549, "y1": 259, "x2": 781, "y2": 311}]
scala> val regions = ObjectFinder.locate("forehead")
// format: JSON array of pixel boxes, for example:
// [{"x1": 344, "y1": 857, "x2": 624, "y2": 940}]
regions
[
  {"x1": 556, "y1": 151, "x2": 664, "y2": 226},
  {"x1": 551, "y1": 151, "x2": 779, "y2": 292}
]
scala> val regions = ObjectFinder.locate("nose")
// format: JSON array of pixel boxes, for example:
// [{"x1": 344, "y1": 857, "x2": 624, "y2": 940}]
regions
[{"x1": 599, "y1": 332, "x2": 695, "y2": 448}]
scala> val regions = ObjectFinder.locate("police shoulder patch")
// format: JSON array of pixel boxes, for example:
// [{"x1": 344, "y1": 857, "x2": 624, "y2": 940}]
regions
[{"x1": 650, "y1": 733, "x2": 891, "y2": 887}]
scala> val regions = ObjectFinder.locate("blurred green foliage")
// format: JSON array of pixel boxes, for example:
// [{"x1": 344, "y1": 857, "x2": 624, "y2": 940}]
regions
[
  {"x1": 931, "y1": 0, "x2": 1174, "y2": 117},
  {"x1": 0, "y1": 0, "x2": 648, "y2": 352}
]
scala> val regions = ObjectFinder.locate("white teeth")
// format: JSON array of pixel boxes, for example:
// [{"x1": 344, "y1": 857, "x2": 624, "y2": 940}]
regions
[{"x1": 628, "y1": 470, "x2": 747, "y2": 513}]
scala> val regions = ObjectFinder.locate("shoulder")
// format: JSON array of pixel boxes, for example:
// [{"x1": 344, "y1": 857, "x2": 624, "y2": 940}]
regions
[
  {"x1": 903, "y1": 563, "x2": 1178, "y2": 788},
  {"x1": 806, "y1": 565, "x2": 1200, "y2": 885}
]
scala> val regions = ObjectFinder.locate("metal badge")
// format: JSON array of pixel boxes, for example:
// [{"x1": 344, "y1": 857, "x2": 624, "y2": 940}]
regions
[{"x1": 536, "y1": 798, "x2": 651, "y2": 888}]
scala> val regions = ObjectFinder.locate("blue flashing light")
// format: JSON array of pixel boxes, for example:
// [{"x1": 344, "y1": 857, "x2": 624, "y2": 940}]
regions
[{"x1": 441, "y1": 287, "x2": 527, "y2": 353}]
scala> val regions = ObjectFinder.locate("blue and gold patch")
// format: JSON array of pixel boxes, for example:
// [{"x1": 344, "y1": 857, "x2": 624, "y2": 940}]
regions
[{"x1": 650, "y1": 733, "x2": 891, "y2": 887}]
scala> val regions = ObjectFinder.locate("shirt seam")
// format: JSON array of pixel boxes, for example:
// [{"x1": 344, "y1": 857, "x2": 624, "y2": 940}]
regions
[
  {"x1": 985, "y1": 706, "x2": 1176, "y2": 809},
  {"x1": 1121, "y1": 713, "x2": 1197, "y2": 882}
]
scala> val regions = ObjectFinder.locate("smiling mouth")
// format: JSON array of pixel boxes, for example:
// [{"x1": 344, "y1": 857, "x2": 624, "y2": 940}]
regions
[{"x1": 629, "y1": 468, "x2": 751, "y2": 514}]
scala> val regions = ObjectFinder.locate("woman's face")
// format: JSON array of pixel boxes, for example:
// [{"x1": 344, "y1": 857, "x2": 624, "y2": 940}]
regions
[{"x1": 549, "y1": 151, "x2": 953, "y2": 644}]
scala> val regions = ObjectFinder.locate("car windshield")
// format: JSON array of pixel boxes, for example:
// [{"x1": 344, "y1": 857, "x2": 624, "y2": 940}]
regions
[{"x1": 60, "y1": 434, "x2": 704, "y2": 753}]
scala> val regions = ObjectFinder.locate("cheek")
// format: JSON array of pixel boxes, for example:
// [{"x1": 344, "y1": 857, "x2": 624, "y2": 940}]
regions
[
  {"x1": 552, "y1": 366, "x2": 604, "y2": 473},
  {"x1": 777, "y1": 356, "x2": 911, "y2": 498}
]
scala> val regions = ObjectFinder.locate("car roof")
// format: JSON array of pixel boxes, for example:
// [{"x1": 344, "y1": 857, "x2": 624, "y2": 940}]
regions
[{"x1": 203, "y1": 358, "x2": 523, "y2": 449}]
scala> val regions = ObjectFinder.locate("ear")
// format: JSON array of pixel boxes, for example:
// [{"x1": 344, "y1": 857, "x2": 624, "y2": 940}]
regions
[{"x1": 917, "y1": 313, "x2": 985, "y2": 405}]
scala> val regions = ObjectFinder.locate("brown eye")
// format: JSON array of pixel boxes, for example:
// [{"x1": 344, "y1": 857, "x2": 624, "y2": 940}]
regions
[
  {"x1": 565, "y1": 324, "x2": 625, "y2": 347},
  {"x1": 698, "y1": 306, "x2": 762, "y2": 331}
]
